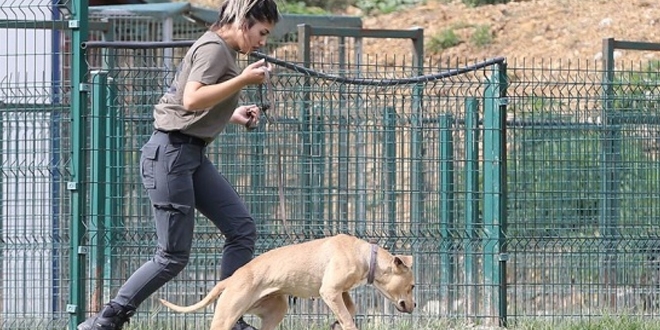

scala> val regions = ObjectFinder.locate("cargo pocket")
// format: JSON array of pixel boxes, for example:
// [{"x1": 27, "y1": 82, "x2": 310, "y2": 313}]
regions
[{"x1": 140, "y1": 144, "x2": 159, "y2": 189}]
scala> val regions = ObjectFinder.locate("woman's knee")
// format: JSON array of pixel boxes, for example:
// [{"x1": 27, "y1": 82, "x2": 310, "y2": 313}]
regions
[
  {"x1": 228, "y1": 217, "x2": 257, "y2": 246},
  {"x1": 154, "y1": 249, "x2": 191, "y2": 275}
]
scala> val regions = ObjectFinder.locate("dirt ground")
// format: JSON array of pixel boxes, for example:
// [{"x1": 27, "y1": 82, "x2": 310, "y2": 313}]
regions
[
  {"x1": 193, "y1": 0, "x2": 660, "y2": 65},
  {"x1": 357, "y1": 0, "x2": 660, "y2": 65}
]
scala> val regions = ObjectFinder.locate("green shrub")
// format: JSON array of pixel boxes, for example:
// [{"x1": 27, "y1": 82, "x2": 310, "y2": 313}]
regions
[
  {"x1": 470, "y1": 24, "x2": 493, "y2": 47},
  {"x1": 613, "y1": 60, "x2": 660, "y2": 112},
  {"x1": 355, "y1": 0, "x2": 425, "y2": 14},
  {"x1": 462, "y1": 0, "x2": 509, "y2": 7},
  {"x1": 426, "y1": 28, "x2": 461, "y2": 53},
  {"x1": 279, "y1": 1, "x2": 328, "y2": 14},
  {"x1": 291, "y1": 0, "x2": 353, "y2": 10}
]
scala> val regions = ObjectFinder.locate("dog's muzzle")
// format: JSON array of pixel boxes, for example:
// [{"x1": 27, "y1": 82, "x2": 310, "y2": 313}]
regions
[{"x1": 396, "y1": 299, "x2": 415, "y2": 314}]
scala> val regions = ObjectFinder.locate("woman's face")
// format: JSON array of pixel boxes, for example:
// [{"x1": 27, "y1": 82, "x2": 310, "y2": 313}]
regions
[{"x1": 239, "y1": 20, "x2": 275, "y2": 54}]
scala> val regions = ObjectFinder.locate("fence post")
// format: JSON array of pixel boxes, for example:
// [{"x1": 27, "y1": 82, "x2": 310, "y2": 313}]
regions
[
  {"x1": 464, "y1": 97, "x2": 480, "y2": 316},
  {"x1": 297, "y1": 24, "x2": 313, "y2": 237},
  {"x1": 409, "y1": 27, "x2": 424, "y2": 242},
  {"x1": 337, "y1": 37, "x2": 349, "y2": 229},
  {"x1": 409, "y1": 29, "x2": 425, "y2": 318},
  {"x1": 438, "y1": 113, "x2": 456, "y2": 312},
  {"x1": 338, "y1": 112, "x2": 349, "y2": 231},
  {"x1": 600, "y1": 37, "x2": 621, "y2": 308},
  {"x1": 483, "y1": 63, "x2": 508, "y2": 326},
  {"x1": 51, "y1": 1, "x2": 64, "y2": 314},
  {"x1": 354, "y1": 34, "x2": 367, "y2": 235},
  {"x1": 68, "y1": 0, "x2": 89, "y2": 328},
  {"x1": 105, "y1": 76, "x2": 118, "y2": 301},
  {"x1": 312, "y1": 104, "x2": 326, "y2": 237},
  {"x1": 101, "y1": 18, "x2": 117, "y2": 302},
  {"x1": 384, "y1": 107, "x2": 397, "y2": 241},
  {"x1": 89, "y1": 71, "x2": 108, "y2": 312}
]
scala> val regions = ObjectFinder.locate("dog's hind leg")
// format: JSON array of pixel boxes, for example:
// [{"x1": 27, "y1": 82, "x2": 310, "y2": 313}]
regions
[
  {"x1": 208, "y1": 289, "x2": 255, "y2": 330},
  {"x1": 252, "y1": 295, "x2": 288, "y2": 330}
]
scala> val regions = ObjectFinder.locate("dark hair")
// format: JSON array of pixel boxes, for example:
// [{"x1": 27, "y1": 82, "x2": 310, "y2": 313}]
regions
[{"x1": 210, "y1": 0, "x2": 280, "y2": 30}]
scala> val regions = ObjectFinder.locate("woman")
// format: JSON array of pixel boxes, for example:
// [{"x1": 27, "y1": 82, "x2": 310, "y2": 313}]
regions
[{"x1": 78, "y1": 1, "x2": 279, "y2": 330}]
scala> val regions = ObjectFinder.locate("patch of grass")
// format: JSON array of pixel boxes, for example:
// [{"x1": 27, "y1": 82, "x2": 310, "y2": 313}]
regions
[
  {"x1": 278, "y1": 1, "x2": 328, "y2": 14},
  {"x1": 123, "y1": 314, "x2": 660, "y2": 330},
  {"x1": 512, "y1": 315, "x2": 660, "y2": 330},
  {"x1": 463, "y1": 0, "x2": 509, "y2": 7},
  {"x1": 123, "y1": 317, "x2": 457, "y2": 330},
  {"x1": 451, "y1": 21, "x2": 474, "y2": 29},
  {"x1": 426, "y1": 28, "x2": 462, "y2": 53},
  {"x1": 471, "y1": 24, "x2": 493, "y2": 47},
  {"x1": 355, "y1": 0, "x2": 426, "y2": 15}
]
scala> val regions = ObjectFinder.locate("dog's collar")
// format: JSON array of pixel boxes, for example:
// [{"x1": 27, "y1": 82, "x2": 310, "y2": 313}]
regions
[{"x1": 367, "y1": 244, "x2": 378, "y2": 285}]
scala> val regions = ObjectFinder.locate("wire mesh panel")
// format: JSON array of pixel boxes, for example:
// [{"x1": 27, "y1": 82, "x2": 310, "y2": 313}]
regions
[
  {"x1": 82, "y1": 39, "x2": 508, "y2": 328},
  {"x1": 506, "y1": 58, "x2": 660, "y2": 319},
  {"x1": 0, "y1": 0, "x2": 71, "y2": 329},
  {"x1": 88, "y1": 9, "x2": 208, "y2": 43}
]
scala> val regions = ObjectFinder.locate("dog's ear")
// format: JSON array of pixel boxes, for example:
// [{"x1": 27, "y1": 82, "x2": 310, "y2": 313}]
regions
[{"x1": 394, "y1": 255, "x2": 413, "y2": 269}]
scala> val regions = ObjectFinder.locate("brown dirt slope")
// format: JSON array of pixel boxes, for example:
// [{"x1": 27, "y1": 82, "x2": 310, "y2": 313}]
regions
[
  {"x1": 358, "y1": 0, "x2": 660, "y2": 64},
  {"x1": 191, "y1": 0, "x2": 660, "y2": 64}
]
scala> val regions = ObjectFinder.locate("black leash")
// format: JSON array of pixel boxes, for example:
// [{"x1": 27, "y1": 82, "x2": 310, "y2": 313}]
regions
[
  {"x1": 246, "y1": 70, "x2": 275, "y2": 130},
  {"x1": 246, "y1": 68, "x2": 291, "y2": 241}
]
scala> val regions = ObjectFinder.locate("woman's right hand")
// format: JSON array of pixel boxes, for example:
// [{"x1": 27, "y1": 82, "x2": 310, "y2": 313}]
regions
[{"x1": 240, "y1": 59, "x2": 272, "y2": 86}]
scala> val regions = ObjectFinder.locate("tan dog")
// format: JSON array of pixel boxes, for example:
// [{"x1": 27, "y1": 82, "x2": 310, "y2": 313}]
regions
[{"x1": 159, "y1": 233, "x2": 415, "y2": 330}]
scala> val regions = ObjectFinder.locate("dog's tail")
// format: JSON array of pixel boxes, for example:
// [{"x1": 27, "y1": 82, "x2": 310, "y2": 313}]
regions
[{"x1": 159, "y1": 280, "x2": 227, "y2": 313}]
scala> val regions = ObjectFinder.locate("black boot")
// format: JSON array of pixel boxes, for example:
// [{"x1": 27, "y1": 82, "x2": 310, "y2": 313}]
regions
[
  {"x1": 232, "y1": 317, "x2": 258, "y2": 330},
  {"x1": 77, "y1": 302, "x2": 136, "y2": 330}
]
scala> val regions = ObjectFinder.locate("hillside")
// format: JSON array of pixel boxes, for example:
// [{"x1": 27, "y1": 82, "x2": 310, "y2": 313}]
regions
[
  {"x1": 358, "y1": 0, "x2": 660, "y2": 65},
  {"x1": 193, "y1": 0, "x2": 660, "y2": 65}
]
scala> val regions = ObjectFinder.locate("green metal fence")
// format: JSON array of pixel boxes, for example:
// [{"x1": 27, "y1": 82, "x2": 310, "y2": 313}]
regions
[
  {"x1": 0, "y1": 0, "x2": 73, "y2": 329},
  {"x1": 4, "y1": 0, "x2": 660, "y2": 329},
  {"x1": 78, "y1": 38, "x2": 508, "y2": 328},
  {"x1": 506, "y1": 41, "x2": 660, "y2": 321}
]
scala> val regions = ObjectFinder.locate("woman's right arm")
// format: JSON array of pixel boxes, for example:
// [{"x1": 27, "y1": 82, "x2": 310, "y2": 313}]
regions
[{"x1": 182, "y1": 59, "x2": 270, "y2": 111}]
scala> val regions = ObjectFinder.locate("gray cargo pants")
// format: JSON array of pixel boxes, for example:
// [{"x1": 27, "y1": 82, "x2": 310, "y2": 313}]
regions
[{"x1": 111, "y1": 130, "x2": 257, "y2": 308}]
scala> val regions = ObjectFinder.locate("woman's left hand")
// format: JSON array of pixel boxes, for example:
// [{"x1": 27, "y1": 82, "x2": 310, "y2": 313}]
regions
[{"x1": 231, "y1": 104, "x2": 261, "y2": 130}]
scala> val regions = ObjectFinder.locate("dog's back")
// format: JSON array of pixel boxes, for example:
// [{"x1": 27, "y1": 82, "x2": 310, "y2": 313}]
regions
[{"x1": 236, "y1": 234, "x2": 370, "y2": 298}]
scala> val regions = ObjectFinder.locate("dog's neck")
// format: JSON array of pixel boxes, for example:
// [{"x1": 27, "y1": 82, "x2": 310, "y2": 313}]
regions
[{"x1": 367, "y1": 244, "x2": 378, "y2": 284}]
